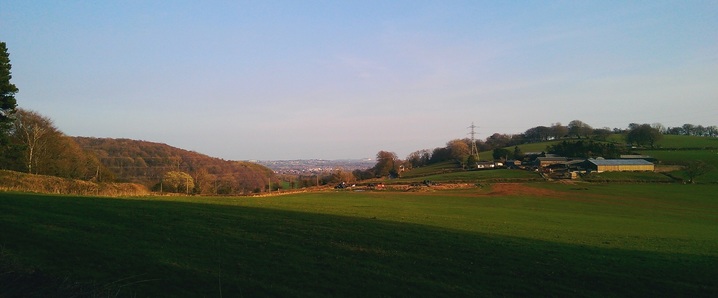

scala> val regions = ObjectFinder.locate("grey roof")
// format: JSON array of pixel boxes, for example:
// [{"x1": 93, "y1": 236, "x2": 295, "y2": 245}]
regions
[
  {"x1": 588, "y1": 159, "x2": 653, "y2": 166},
  {"x1": 537, "y1": 157, "x2": 568, "y2": 161},
  {"x1": 620, "y1": 155, "x2": 653, "y2": 159}
]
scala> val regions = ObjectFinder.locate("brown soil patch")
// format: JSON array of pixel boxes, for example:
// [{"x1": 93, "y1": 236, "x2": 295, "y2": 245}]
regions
[
  {"x1": 479, "y1": 183, "x2": 633, "y2": 206},
  {"x1": 483, "y1": 183, "x2": 563, "y2": 197},
  {"x1": 430, "y1": 183, "x2": 474, "y2": 190},
  {"x1": 655, "y1": 165, "x2": 683, "y2": 173}
]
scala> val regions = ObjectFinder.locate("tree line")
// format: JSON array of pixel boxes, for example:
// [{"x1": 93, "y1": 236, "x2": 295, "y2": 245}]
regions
[
  {"x1": 367, "y1": 119, "x2": 715, "y2": 179},
  {"x1": 662, "y1": 124, "x2": 718, "y2": 137}
]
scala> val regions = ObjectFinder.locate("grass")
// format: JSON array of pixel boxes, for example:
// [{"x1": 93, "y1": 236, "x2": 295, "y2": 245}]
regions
[
  {"x1": 639, "y1": 149, "x2": 718, "y2": 183},
  {"x1": 607, "y1": 134, "x2": 718, "y2": 149},
  {"x1": 2, "y1": 184, "x2": 718, "y2": 297},
  {"x1": 403, "y1": 168, "x2": 542, "y2": 183},
  {"x1": 514, "y1": 140, "x2": 563, "y2": 153},
  {"x1": 400, "y1": 161, "x2": 463, "y2": 178},
  {"x1": 581, "y1": 171, "x2": 675, "y2": 183},
  {"x1": 406, "y1": 135, "x2": 718, "y2": 183},
  {"x1": 654, "y1": 135, "x2": 718, "y2": 149},
  {"x1": 475, "y1": 140, "x2": 562, "y2": 160}
]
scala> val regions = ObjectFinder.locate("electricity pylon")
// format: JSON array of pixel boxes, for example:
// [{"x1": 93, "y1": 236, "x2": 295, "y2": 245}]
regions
[{"x1": 468, "y1": 122, "x2": 479, "y2": 161}]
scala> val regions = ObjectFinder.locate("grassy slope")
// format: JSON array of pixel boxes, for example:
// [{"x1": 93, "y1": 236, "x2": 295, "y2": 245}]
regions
[
  {"x1": 476, "y1": 140, "x2": 562, "y2": 161},
  {"x1": 514, "y1": 140, "x2": 563, "y2": 153},
  {"x1": 528, "y1": 134, "x2": 717, "y2": 151},
  {"x1": 606, "y1": 134, "x2": 718, "y2": 148},
  {"x1": 2, "y1": 185, "x2": 717, "y2": 297},
  {"x1": 631, "y1": 135, "x2": 718, "y2": 183},
  {"x1": 654, "y1": 135, "x2": 718, "y2": 148},
  {"x1": 640, "y1": 150, "x2": 718, "y2": 183},
  {"x1": 597, "y1": 134, "x2": 718, "y2": 182},
  {"x1": 582, "y1": 171, "x2": 675, "y2": 182},
  {"x1": 406, "y1": 169, "x2": 542, "y2": 183},
  {"x1": 400, "y1": 161, "x2": 462, "y2": 178},
  {"x1": 479, "y1": 135, "x2": 718, "y2": 183}
]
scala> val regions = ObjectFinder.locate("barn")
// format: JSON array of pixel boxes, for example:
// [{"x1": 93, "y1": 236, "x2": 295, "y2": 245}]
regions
[
  {"x1": 587, "y1": 159, "x2": 655, "y2": 172},
  {"x1": 536, "y1": 157, "x2": 568, "y2": 169}
]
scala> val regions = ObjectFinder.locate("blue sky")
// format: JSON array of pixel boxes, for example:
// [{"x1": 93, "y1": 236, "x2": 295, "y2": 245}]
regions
[{"x1": 2, "y1": 1, "x2": 716, "y2": 160}]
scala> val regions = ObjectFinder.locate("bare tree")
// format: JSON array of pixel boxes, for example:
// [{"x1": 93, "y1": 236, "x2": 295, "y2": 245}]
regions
[
  {"x1": 651, "y1": 123, "x2": 666, "y2": 134},
  {"x1": 447, "y1": 139, "x2": 470, "y2": 162},
  {"x1": 568, "y1": 120, "x2": 593, "y2": 139},
  {"x1": 374, "y1": 151, "x2": 399, "y2": 177},
  {"x1": 12, "y1": 108, "x2": 59, "y2": 174},
  {"x1": 626, "y1": 123, "x2": 662, "y2": 148},
  {"x1": 163, "y1": 171, "x2": 195, "y2": 193},
  {"x1": 707, "y1": 126, "x2": 718, "y2": 137},
  {"x1": 550, "y1": 122, "x2": 568, "y2": 139},
  {"x1": 682, "y1": 124, "x2": 695, "y2": 136},
  {"x1": 684, "y1": 161, "x2": 714, "y2": 184}
]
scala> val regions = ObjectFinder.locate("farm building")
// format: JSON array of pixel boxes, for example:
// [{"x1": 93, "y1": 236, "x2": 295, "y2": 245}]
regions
[
  {"x1": 587, "y1": 159, "x2": 654, "y2": 172},
  {"x1": 536, "y1": 157, "x2": 568, "y2": 169},
  {"x1": 505, "y1": 159, "x2": 522, "y2": 168},
  {"x1": 475, "y1": 161, "x2": 497, "y2": 169}
]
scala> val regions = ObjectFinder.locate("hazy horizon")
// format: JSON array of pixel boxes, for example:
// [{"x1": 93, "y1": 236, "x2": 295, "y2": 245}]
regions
[{"x1": 2, "y1": 1, "x2": 716, "y2": 160}]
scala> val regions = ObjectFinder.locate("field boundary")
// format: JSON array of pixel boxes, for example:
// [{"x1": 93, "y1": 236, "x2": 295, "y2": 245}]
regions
[{"x1": 0, "y1": 170, "x2": 149, "y2": 197}]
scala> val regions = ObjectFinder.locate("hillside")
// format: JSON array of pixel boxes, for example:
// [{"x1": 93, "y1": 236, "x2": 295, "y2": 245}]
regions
[
  {"x1": 402, "y1": 135, "x2": 718, "y2": 184},
  {"x1": 73, "y1": 137, "x2": 276, "y2": 195}
]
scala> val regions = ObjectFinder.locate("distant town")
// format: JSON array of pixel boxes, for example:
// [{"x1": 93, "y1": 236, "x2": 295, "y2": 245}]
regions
[{"x1": 254, "y1": 159, "x2": 376, "y2": 175}]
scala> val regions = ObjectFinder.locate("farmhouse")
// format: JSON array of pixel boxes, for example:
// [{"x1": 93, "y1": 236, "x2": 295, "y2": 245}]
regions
[
  {"x1": 587, "y1": 159, "x2": 654, "y2": 172},
  {"x1": 505, "y1": 159, "x2": 522, "y2": 168}
]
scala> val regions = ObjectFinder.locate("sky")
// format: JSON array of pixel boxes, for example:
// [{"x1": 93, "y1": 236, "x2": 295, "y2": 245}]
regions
[{"x1": 1, "y1": 1, "x2": 717, "y2": 160}]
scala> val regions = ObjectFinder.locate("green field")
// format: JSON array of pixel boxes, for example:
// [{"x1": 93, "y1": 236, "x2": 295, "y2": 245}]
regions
[
  {"x1": 476, "y1": 140, "x2": 563, "y2": 160},
  {"x1": 607, "y1": 134, "x2": 718, "y2": 149},
  {"x1": 404, "y1": 168, "x2": 542, "y2": 183},
  {"x1": 654, "y1": 135, "x2": 718, "y2": 148},
  {"x1": 400, "y1": 161, "x2": 463, "y2": 178},
  {"x1": 513, "y1": 140, "x2": 563, "y2": 153},
  {"x1": 640, "y1": 150, "x2": 718, "y2": 183},
  {"x1": 581, "y1": 171, "x2": 675, "y2": 182},
  {"x1": 473, "y1": 134, "x2": 718, "y2": 183},
  {"x1": 399, "y1": 161, "x2": 541, "y2": 182},
  {"x1": 2, "y1": 183, "x2": 717, "y2": 297}
]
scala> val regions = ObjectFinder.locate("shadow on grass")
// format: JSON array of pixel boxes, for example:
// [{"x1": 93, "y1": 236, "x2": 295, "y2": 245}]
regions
[{"x1": 1, "y1": 192, "x2": 716, "y2": 297}]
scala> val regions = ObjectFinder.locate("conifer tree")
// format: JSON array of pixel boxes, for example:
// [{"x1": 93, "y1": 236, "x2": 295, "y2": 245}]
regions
[{"x1": 0, "y1": 42, "x2": 19, "y2": 150}]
